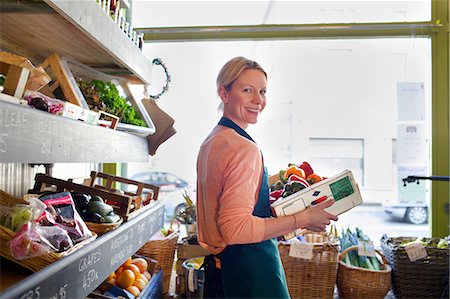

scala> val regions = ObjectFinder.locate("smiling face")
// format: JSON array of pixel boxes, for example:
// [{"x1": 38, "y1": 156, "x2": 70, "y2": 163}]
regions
[{"x1": 219, "y1": 68, "x2": 267, "y2": 129}]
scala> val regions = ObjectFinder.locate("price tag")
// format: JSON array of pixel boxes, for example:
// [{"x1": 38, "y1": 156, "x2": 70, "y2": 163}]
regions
[
  {"x1": 289, "y1": 241, "x2": 313, "y2": 260},
  {"x1": 405, "y1": 242, "x2": 428, "y2": 261},
  {"x1": 358, "y1": 240, "x2": 376, "y2": 257}
]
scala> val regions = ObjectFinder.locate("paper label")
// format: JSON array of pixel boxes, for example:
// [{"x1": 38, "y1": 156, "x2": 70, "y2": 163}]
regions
[
  {"x1": 289, "y1": 241, "x2": 313, "y2": 260},
  {"x1": 358, "y1": 240, "x2": 376, "y2": 257},
  {"x1": 405, "y1": 242, "x2": 428, "y2": 261}
]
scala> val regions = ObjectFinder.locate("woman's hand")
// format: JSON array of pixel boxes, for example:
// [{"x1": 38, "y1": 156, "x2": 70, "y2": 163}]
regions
[{"x1": 298, "y1": 199, "x2": 338, "y2": 232}]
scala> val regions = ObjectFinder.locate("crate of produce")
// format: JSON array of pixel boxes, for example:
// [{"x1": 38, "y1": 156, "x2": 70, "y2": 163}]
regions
[
  {"x1": 91, "y1": 255, "x2": 161, "y2": 299},
  {"x1": 337, "y1": 245, "x2": 391, "y2": 299},
  {"x1": 0, "y1": 189, "x2": 96, "y2": 272},
  {"x1": 32, "y1": 173, "x2": 159, "y2": 221},
  {"x1": 278, "y1": 236, "x2": 339, "y2": 299},
  {"x1": 380, "y1": 235, "x2": 449, "y2": 299}
]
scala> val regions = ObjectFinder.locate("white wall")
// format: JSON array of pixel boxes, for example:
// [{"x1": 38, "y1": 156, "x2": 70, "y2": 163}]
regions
[{"x1": 127, "y1": 38, "x2": 431, "y2": 204}]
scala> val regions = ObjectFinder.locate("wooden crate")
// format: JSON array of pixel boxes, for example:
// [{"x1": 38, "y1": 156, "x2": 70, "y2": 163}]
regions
[
  {"x1": 32, "y1": 173, "x2": 159, "y2": 221},
  {"x1": 38, "y1": 53, "x2": 88, "y2": 108},
  {"x1": 175, "y1": 240, "x2": 209, "y2": 296},
  {"x1": 0, "y1": 51, "x2": 50, "y2": 98}
]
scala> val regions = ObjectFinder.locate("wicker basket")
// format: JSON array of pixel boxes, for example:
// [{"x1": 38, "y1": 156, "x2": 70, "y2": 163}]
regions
[
  {"x1": 136, "y1": 229, "x2": 179, "y2": 294},
  {"x1": 0, "y1": 190, "x2": 97, "y2": 272},
  {"x1": 278, "y1": 241, "x2": 339, "y2": 298},
  {"x1": 381, "y1": 235, "x2": 450, "y2": 299},
  {"x1": 85, "y1": 217, "x2": 123, "y2": 235},
  {"x1": 337, "y1": 245, "x2": 391, "y2": 299}
]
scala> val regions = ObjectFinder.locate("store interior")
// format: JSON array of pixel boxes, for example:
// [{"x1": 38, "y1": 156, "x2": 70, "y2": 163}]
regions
[{"x1": 0, "y1": 1, "x2": 449, "y2": 298}]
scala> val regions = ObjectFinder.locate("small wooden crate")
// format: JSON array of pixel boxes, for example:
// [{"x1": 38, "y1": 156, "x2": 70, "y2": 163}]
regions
[
  {"x1": 88, "y1": 171, "x2": 159, "y2": 220},
  {"x1": 32, "y1": 173, "x2": 159, "y2": 221},
  {"x1": 38, "y1": 53, "x2": 88, "y2": 108},
  {"x1": 0, "y1": 51, "x2": 50, "y2": 99}
]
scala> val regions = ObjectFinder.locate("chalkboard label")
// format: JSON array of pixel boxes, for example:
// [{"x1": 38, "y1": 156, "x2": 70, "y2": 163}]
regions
[{"x1": 1, "y1": 204, "x2": 164, "y2": 299}]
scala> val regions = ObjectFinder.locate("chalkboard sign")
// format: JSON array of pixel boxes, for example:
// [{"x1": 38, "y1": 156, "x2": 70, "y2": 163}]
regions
[
  {"x1": 0, "y1": 101, "x2": 148, "y2": 163},
  {"x1": 0, "y1": 203, "x2": 164, "y2": 299}
]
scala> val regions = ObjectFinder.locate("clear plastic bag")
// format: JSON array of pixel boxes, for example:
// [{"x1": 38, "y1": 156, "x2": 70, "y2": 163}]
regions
[
  {"x1": 0, "y1": 197, "x2": 46, "y2": 232},
  {"x1": 9, "y1": 222, "x2": 74, "y2": 260},
  {"x1": 38, "y1": 191, "x2": 93, "y2": 243}
]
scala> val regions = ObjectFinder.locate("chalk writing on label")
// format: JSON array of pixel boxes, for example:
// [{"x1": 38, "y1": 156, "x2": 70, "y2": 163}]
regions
[
  {"x1": 82, "y1": 269, "x2": 99, "y2": 291},
  {"x1": 41, "y1": 138, "x2": 52, "y2": 154},
  {"x1": 78, "y1": 249, "x2": 101, "y2": 272},
  {"x1": 1, "y1": 109, "x2": 27, "y2": 127},
  {"x1": 111, "y1": 231, "x2": 131, "y2": 250},
  {"x1": 48, "y1": 284, "x2": 68, "y2": 299},
  {"x1": 0, "y1": 133, "x2": 7, "y2": 153},
  {"x1": 110, "y1": 249, "x2": 126, "y2": 269},
  {"x1": 19, "y1": 286, "x2": 40, "y2": 299}
]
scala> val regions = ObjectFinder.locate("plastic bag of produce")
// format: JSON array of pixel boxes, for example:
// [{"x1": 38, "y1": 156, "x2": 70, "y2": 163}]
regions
[
  {"x1": 9, "y1": 222, "x2": 73, "y2": 260},
  {"x1": 38, "y1": 191, "x2": 93, "y2": 243},
  {"x1": 23, "y1": 90, "x2": 65, "y2": 114},
  {"x1": 0, "y1": 197, "x2": 46, "y2": 232}
]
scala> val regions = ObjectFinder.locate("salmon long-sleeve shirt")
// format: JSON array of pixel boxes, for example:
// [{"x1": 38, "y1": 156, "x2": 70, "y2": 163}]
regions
[{"x1": 196, "y1": 125, "x2": 267, "y2": 255}]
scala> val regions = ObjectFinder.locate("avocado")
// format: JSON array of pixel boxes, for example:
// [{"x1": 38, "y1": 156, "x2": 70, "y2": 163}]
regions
[
  {"x1": 103, "y1": 213, "x2": 120, "y2": 223},
  {"x1": 87, "y1": 200, "x2": 113, "y2": 216}
]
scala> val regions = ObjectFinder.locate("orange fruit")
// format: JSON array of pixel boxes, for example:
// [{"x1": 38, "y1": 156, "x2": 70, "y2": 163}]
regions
[
  {"x1": 126, "y1": 285, "x2": 140, "y2": 297},
  {"x1": 127, "y1": 264, "x2": 141, "y2": 278},
  {"x1": 115, "y1": 266, "x2": 124, "y2": 278},
  {"x1": 116, "y1": 269, "x2": 135, "y2": 289},
  {"x1": 107, "y1": 272, "x2": 116, "y2": 280},
  {"x1": 137, "y1": 273, "x2": 148, "y2": 284},
  {"x1": 143, "y1": 271, "x2": 152, "y2": 281},
  {"x1": 132, "y1": 258, "x2": 148, "y2": 274},
  {"x1": 133, "y1": 278, "x2": 147, "y2": 291},
  {"x1": 121, "y1": 257, "x2": 132, "y2": 268}
]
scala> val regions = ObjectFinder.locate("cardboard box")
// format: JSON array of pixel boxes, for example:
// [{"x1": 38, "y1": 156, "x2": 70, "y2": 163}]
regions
[{"x1": 270, "y1": 170, "x2": 363, "y2": 239}]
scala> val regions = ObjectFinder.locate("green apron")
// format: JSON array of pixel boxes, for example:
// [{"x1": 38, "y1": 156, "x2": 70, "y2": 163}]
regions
[{"x1": 218, "y1": 117, "x2": 290, "y2": 299}]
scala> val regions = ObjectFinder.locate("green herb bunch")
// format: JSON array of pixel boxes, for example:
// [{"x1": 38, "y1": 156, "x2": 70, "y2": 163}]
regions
[{"x1": 79, "y1": 79, "x2": 147, "y2": 127}]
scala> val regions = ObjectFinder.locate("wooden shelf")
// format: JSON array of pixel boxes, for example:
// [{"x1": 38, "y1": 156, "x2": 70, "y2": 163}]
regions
[
  {"x1": 0, "y1": 0, "x2": 152, "y2": 84},
  {"x1": 0, "y1": 203, "x2": 164, "y2": 299},
  {"x1": 0, "y1": 101, "x2": 149, "y2": 163}
]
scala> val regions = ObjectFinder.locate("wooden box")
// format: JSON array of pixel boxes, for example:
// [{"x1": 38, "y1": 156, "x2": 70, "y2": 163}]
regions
[
  {"x1": 32, "y1": 173, "x2": 159, "y2": 221},
  {"x1": 175, "y1": 240, "x2": 209, "y2": 296},
  {"x1": 0, "y1": 51, "x2": 50, "y2": 99}
]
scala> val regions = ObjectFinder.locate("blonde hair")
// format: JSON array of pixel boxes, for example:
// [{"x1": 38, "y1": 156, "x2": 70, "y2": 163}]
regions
[{"x1": 216, "y1": 57, "x2": 267, "y2": 96}]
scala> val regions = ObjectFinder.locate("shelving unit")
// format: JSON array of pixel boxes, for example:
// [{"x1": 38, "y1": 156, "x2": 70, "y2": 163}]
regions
[
  {"x1": 0, "y1": 204, "x2": 164, "y2": 299},
  {"x1": 0, "y1": 0, "x2": 152, "y2": 84},
  {"x1": 0, "y1": 0, "x2": 164, "y2": 297},
  {"x1": 0, "y1": 101, "x2": 149, "y2": 163}
]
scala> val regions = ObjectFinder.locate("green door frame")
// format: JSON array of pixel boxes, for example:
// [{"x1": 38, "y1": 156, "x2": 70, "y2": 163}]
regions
[{"x1": 137, "y1": 0, "x2": 449, "y2": 236}]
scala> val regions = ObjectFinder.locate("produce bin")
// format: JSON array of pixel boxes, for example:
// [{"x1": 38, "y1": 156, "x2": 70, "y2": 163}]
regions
[
  {"x1": 278, "y1": 241, "x2": 339, "y2": 299},
  {"x1": 182, "y1": 257, "x2": 205, "y2": 299},
  {"x1": 337, "y1": 245, "x2": 391, "y2": 299},
  {"x1": 381, "y1": 235, "x2": 449, "y2": 299}
]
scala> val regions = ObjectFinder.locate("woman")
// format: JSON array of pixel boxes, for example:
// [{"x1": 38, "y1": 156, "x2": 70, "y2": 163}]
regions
[{"x1": 196, "y1": 56, "x2": 338, "y2": 298}]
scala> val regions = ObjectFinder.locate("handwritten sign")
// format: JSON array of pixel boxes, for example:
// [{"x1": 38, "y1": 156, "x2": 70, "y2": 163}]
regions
[
  {"x1": 358, "y1": 240, "x2": 376, "y2": 257},
  {"x1": 405, "y1": 242, "x2": 428, "y2": 261},
  {"x1": 289, "y1": 241, "x2": 313, "y2": 260},
  {"x1": 0, "y1": 205, "x2": 164, "y2": 299},
  {"x1": 0, "y1": 101, "x2": 148, "y2": 163}
]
